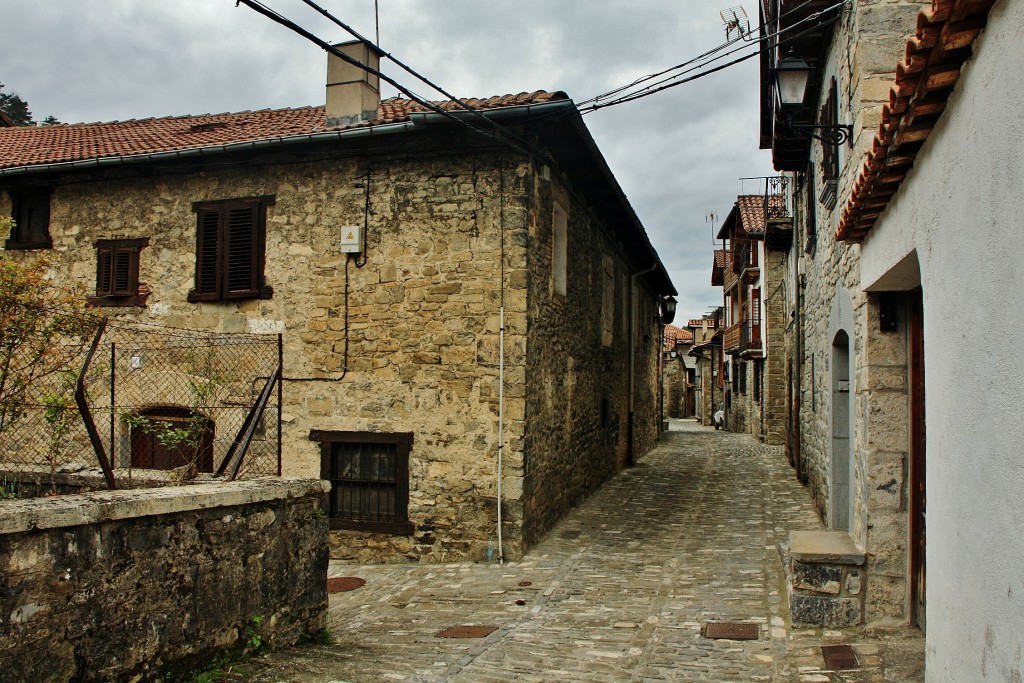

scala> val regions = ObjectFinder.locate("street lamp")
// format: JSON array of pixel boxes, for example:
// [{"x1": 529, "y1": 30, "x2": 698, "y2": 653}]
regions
[
  {"x1": 773, "y1": 52, "x2": 853, "y2": 146},
  {"x1": 659, "y1": 296, "x2": 677, "y2": 325}
]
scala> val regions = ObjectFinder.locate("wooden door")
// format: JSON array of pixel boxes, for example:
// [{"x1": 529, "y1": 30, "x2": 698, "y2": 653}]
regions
[
  {"x1": 909, "y1": 289, "x2": 926, "y2": 630},
  {"x1": 130, "y1": 407, "x2": 215, "y2": 473}
]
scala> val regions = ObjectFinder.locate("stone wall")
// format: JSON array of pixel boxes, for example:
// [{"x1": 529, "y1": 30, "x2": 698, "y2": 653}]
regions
[
  {"x1": 519, "y1": 164, "x2": 662, "y2": 549},
  {"x1": 0, "y1": 478, "x2": 328, "y2": 682},
  {"x1": 663, "y1": 355, "x2": 688, "y2": 418},
  {"x1": 762, "y1": 248, "x2": 788, "y2": 446},
  {"x1": 791, "y1": 0, "x2": 925, "y2": 623}
]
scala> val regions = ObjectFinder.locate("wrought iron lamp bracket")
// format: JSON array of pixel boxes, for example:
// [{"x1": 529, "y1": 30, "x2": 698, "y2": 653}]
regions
[{"x1": 790, "y1": 122, "x2": 853, "y2": 146}]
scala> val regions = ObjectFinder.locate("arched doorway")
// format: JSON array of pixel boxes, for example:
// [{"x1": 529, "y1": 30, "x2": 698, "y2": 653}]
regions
[
  {"x1": 130, "y1": 406, "x2": 215, "y2": 473},
  {"x1": 831, "y1": 330, "x2": 852, "y2": 531}
]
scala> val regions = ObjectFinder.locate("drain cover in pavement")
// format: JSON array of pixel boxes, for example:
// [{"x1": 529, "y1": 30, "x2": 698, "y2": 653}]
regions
[
  {"x1": 327, "y1": 576, "x2": 366, "y2": 593},
  {"x1": 822, "y1": 644, "x2": 859, "y2": 670},
  {"x1": 702, "y1": 622, "x2": 760, "y2": 640},
  {"x1": 561, "y1": 530, "x2": 581, "y2": 539},
  {"x1": 436, "y1": 625, "x2": 498, "y2": 639}
]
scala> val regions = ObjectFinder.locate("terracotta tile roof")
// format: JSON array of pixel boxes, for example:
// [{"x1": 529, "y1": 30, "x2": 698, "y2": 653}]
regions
[
  {"x1": 836, "y1": 0, "x2": 996, "y2": 241},
  {"x1": 712, "y1": 248, "x2": 729, "y2": 286},
  {"x1": 663, "y1": 324, "x2": 694, "y2": 351},
  {"x1": 736, "y1": 195, "x2": 767, "y2": 234},
  {"x1": 0, "y1": 91, "x2": 567, "y2": 172}
]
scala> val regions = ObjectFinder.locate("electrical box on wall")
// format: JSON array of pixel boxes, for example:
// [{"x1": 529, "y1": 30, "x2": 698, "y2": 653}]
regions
[{"x1": 340, "y1": 226, "x2": 362, "y2": 253}]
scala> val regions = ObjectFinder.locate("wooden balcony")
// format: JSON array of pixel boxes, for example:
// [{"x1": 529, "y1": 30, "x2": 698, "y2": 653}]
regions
[{"x1": 723, "y1": 320, "x2": 762, "y2": 357}]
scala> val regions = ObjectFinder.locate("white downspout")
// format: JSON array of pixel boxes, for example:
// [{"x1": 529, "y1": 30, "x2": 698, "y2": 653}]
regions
[{"x1": 497, "y1": 305, "x2": 505, "y2": 564}]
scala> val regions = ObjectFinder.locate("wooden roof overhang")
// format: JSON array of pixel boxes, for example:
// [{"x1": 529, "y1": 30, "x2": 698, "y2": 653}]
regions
[{"x1": 758, "y1": 0, "x2": 843, "y2": 171}]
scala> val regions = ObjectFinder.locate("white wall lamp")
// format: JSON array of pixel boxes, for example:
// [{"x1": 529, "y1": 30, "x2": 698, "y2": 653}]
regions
[{"x1": 773, "y1": 52, "x2": 852, "y2": 146}]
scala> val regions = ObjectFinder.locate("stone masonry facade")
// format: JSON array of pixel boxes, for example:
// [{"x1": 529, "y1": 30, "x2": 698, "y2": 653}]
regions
[
  {"x1": 789, "y1": 0, "x2": 927, "y2": 623},
  {"x1": 0, "y1": 129, "x2": 663, "y2": 565}
]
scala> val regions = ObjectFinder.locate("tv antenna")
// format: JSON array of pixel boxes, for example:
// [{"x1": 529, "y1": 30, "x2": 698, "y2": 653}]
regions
[
  {"x1": 706, "y1": 209, "x2": 719, "y2": 243},
  {"x1": 719, "y1": 5, "x2": 752, "y2": 41}
]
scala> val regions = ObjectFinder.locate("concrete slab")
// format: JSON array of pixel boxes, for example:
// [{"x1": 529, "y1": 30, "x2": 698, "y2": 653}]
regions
[{"x1": 790, "y1": 530, "x2": 866, "y2": 565}]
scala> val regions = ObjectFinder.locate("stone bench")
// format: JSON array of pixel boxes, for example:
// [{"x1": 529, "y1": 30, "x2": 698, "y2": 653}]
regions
[{"x1": 782, "y1": 530, "x2": 866, "y2": 627}]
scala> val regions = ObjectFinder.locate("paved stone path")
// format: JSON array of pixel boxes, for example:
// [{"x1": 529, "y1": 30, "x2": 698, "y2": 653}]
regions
[{"x1": 242, "y1": 420, "x2": 924, "y2": 682}]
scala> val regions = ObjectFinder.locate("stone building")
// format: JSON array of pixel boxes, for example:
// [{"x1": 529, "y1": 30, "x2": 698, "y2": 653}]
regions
[
  {"x1": 687, "y1": 313, "x2": 721, "y2": 426},
  {"x1": 0, "y1": 41, "x2": 675, "y2": 564},
  {"x1": 759, "y1": 0, "x2": 1021, "y2": 678},
  {"x1": 714, "y1": 195, "x2": 787, "y2": 444},
  {"x1": 661, "y1": 324, "x2": 694, "y2": 419}
]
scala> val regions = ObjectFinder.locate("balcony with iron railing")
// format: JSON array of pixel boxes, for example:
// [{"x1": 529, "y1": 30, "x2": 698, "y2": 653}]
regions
[{"x1": 764, "y1": 176, "x2": 794, "y2": 251}]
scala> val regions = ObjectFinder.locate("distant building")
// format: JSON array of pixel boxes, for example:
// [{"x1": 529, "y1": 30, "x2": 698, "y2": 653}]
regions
[{"x1": 713, "y1": 195, "x2": 786, "y2": 444}]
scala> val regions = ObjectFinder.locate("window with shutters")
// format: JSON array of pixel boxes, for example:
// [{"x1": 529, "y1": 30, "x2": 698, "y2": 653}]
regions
[
  {"x1": 818, "y1": 78, "x2": 839, "y2": 210},
  {"x1": 5, "y1": 189, "x2": 52, "y2": 250},
  {"x1": 89, "y1": 237, "x2": 149, "y2": 307},
  {"x1": 188, "y1": 195, "x2": 274, "y2": 302},
  {"x1": 804, "y1": 163, "x2": 818, "y2": 254},
  {"x1": 312, "y1": 430, "x2": 413, "y2": 534}
]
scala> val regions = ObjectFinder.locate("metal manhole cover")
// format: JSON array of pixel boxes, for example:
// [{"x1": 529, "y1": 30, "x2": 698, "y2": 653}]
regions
[
  {"x1": 327, "y1": 576, "x2": 366, "y2": 593},
  {"x1": 701, "y1": 622, "x2": 760, "y2": 640},
  {"x1": 436, "y1": 625, "x2": 498, "y2": 639},
  {"x1": 822, "y1": 644, "x2": 859, "y2": 670}
]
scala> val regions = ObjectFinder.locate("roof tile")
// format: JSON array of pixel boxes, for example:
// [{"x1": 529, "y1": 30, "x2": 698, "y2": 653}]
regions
[
  {"x1": 0, "y1": 91, "x2": 567, "y2": 171},
  {"x1": 836, "y1": 0, "x2": 996, "y2": 241}
]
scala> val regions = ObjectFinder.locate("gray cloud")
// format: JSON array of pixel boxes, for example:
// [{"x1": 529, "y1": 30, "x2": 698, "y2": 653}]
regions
[{"x1": 3, "y1": 0, "x2": 775, "y2": 317}]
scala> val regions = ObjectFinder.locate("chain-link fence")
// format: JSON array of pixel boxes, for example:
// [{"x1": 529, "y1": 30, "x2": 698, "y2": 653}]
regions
[{"x1": 0, "y1": 314, "x2": 281, "y2": 496}]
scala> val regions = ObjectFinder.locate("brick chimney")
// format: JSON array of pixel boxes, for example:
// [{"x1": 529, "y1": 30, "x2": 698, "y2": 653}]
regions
[{"x1": 326, "y1": 40, "x2": 384, "y2": 127}]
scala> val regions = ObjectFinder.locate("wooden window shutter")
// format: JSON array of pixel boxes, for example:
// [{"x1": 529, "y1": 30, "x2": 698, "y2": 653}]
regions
[
  {"x1": 194, "y1": 208, "x2": 222, "y2": 299},
  {"x1": 112, "y1": 249, "x2": 133, "y2": 295},
  {"x1": 91, "y1": 237, "x2": 148, "y2": 306},
  {"x1": 820, "y1": 78, "x2": 839, "y2": 183},
  {"x1": 6, "y1": 190, "x2": 52, "y2": 250},
  {"x1": 225, "y1": 203, "x2": 258, "y2": 297},
  {"x1": 96, "y1": 248, "x2": 114, "y2": 296},
  {"x1": 190, "y1": 196, "x2": 272, "y2": 302}
]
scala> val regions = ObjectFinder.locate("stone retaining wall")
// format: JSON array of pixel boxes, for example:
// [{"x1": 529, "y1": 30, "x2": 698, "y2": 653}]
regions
[{"x1": 0, "y1": 478, "x2": 328, "y2": 682}]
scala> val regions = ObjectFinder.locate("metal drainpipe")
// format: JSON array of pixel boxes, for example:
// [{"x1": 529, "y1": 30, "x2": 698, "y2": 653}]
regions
[{"x1": 628, "y1": 263, "x2": 659, "y2": 467}]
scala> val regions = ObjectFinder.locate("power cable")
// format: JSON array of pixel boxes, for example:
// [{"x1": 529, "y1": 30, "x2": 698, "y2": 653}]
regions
[
  {"x1": 235, "y1": 0, "x2": 545, "y2": 162},
  {"x1": 581, "y1": 0, "x2": 847, "y2": 112},
  {"x1": 578, "y1": 0, "x2": 818, "y2": 109},
  {"x1": 577, "y1": 0, "x2": 848, "y2": 113}
]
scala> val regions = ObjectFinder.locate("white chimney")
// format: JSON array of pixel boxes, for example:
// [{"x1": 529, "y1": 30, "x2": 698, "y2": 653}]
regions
[{"x1": 326, "y1": 40, "x2": 384, "y2": 127}]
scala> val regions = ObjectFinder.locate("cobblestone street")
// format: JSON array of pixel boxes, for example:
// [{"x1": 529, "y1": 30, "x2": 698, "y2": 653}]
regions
[{"x1": 244, "y1": 421, "x2": 924, "y2": 682}]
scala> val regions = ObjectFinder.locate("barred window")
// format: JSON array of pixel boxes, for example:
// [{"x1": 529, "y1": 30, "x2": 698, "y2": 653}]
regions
[
  {"x1": 6, "y1": 189, "x2": 52, "y2": 250},
  {"x1": 188, "y1": 195, "x2": 274, "y2": 302},
  {"x1": 90, "y1": 237, "x2": 149, "y2": 307},
  {"x1": 312, "y1": 430, "x2": 412, "y2": 534}
]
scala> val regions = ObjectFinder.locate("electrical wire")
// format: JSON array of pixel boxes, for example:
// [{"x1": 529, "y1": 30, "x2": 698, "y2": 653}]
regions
[
  {"x1": 577, "y1": 0, "x2": 819, "y2": 109},
  {"x1": 235, "y1": 0, "x2": 548, "y2": 163},
  {"x1": 578, "y1": 0, "x2": 848, "y2": 113}
]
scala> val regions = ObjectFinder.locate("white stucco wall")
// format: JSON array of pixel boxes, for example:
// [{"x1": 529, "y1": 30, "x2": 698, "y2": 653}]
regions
[{"x1": 860, "y1": 1, "x2": 1024, "y2": 680}]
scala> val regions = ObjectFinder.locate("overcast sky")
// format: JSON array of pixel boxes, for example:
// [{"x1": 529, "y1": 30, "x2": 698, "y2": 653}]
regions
[{"x1": 2, "y1": 0, "x2": 776, "y2": 319}]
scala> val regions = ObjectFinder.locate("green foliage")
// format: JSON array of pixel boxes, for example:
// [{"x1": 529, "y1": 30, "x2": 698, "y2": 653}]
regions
[
  {"x1": 244, "y1": 615, "x2": 265, "y2": 654},
  {"x1": 0, "y1": 83, "x2": 32, "y2": 125},
  {"x1": 0, "y1": 256, "x2": 95, "y2": 437},
  {"x1": 0, "y1": 83, "x2": 59, "y2": 126},
  {"x1": 297, "y1": 627, "x2": 335, "y2": 646}
]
